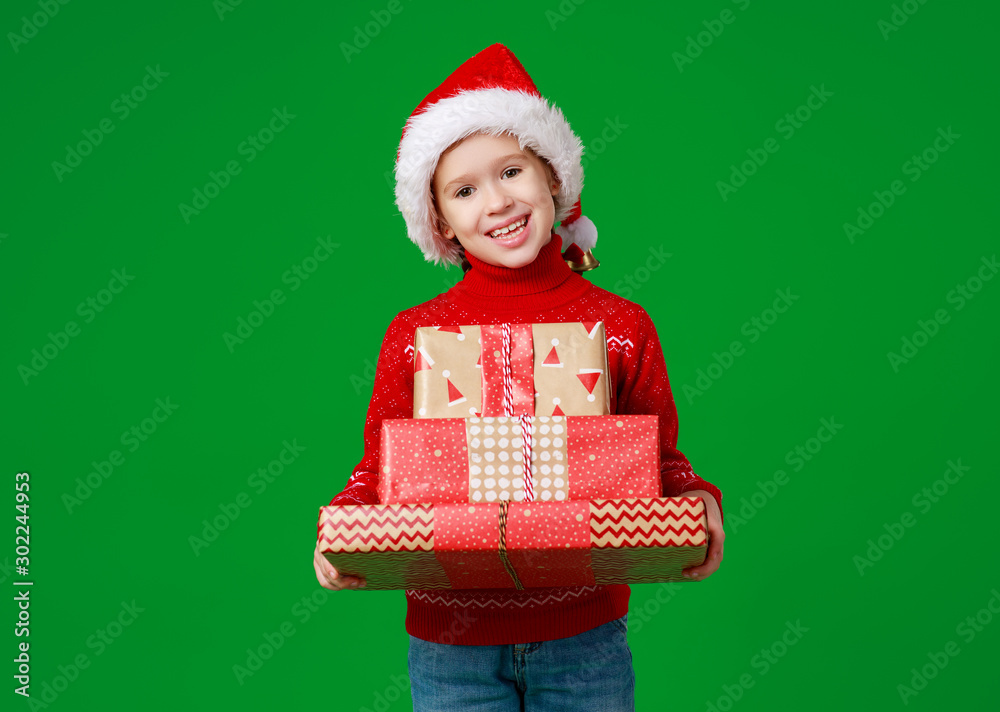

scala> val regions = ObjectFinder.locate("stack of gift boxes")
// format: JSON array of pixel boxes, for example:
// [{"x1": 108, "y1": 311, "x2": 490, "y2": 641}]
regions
[{"x1": 318, "y1": 322, "x2": 708, "y2": 590}]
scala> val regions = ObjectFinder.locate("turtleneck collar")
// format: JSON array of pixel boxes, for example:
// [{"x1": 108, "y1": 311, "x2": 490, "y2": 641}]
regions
[
  {"x1": 448, "y1": 231, "x2": 592, "y2": 313},
  {"x1": 461, "y1": 231, "x2": 573, "y2": 296}
]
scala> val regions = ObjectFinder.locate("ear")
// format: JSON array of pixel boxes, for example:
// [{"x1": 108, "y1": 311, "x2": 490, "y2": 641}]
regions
[
  {"x1": 546, "y1": 163, "x2": 561, "y2": 197},
  {"x1": 433, "y1": 202, "x2": 454, "y2": 239}
]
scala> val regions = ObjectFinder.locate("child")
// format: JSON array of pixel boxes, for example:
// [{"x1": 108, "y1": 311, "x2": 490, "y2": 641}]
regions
[{"x1": 313, "y1": 44, "x2": 725, "y2": 710}]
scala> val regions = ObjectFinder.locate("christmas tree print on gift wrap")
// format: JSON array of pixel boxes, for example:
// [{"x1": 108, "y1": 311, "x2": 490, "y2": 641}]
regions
[{"x1": 412, "y1": 322, "x2": 611, "y2": 419}]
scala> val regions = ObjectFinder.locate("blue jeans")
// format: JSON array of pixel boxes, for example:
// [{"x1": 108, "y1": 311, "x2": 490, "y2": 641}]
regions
[{"x1": 407, "y1": 614, "x2": 634, "y2": 711}]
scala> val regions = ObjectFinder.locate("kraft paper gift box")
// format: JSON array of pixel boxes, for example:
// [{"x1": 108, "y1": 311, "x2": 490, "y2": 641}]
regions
[
  {"x1": 377, "y1": 414, "x2": 662, "y2": 505},
  {"x1": 412, "y1": 322, "x2": 612, "y2": 419},
  {"x1": 317, "y1": 497, "x2": 707, "y2": 590}
]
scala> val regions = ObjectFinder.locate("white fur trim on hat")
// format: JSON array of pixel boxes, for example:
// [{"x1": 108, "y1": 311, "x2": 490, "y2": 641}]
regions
[
  {"x1": 395, "y1": 87, "x2": 584, "y2": 268},
  {"x1": 555, "y1": 215, "x2": 598, "y2": 253}
]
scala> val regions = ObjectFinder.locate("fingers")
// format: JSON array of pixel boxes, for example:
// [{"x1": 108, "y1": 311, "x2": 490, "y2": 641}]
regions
[
  {"x1": 683, "y1": 500, "x2": 725, "y2": 581},
  {"x1": 683, "y1": 534, "x2": 724, "y2": 580},
  {"x1": 313, "y1": 543, "x2": 367, "y2": 591},
  {"x1": 324, "y1": 568, "x2": 367, "y2": 591}
]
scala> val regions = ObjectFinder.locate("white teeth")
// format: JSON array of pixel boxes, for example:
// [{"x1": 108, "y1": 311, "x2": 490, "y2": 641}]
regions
[{"x1": 489, "y1": 217, "x2": 526, "y2": 239}]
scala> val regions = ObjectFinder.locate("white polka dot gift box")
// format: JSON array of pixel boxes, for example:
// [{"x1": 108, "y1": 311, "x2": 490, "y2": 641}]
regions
[
  {"x1": 377, "y1": 415, "x2": 662, "y2": 505},
  {"x1": 317, "y1": 497, "x2": 707, "y2": 590},
  {"x1": 412, "y1": 322, "x2": 611, "y2": 419}
]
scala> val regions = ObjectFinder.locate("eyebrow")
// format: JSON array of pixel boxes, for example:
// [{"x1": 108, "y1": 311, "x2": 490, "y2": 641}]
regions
[{"x1": 440, "y1": 153, "x2": 528, "y2": 191}]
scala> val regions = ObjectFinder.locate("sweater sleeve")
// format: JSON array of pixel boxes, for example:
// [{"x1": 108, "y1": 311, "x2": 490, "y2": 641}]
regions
[
  {"x1": 616, "y1": 306, "x2": 724, "y2": 524},
  {"x1": 328, "y1": 314, "x2": 415, "y2": 506}
]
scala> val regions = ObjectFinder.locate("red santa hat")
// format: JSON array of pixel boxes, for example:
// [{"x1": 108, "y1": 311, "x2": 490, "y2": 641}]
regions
[{"x1": 394, "y1": 43, "x2": 598, "y2": 269}]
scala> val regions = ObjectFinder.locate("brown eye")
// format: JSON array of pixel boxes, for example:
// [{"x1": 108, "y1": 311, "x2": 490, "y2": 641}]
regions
[
  {"x1": 457, "y1": 187, "x2": 473, "y2": 198},
  {"x1": 503, "y1": 168, "x2": 521, "y2": 179}
]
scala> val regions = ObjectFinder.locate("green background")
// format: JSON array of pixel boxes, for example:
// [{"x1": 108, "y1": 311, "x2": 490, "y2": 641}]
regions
[{"x1": 3, "y1": 0, "x2": 998, "y2": 709}]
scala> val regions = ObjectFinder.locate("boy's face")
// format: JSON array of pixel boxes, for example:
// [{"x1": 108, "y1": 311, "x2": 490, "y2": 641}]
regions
[{"x1": 433, "y1": 133, "x2": 560, "y2": 270}]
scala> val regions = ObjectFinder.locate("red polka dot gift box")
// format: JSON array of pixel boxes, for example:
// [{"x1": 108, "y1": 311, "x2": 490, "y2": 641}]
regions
[
  {"x1": 377, "y1": 415, "x2": 661, "y2": 505},
  {"x1": 412, "y1": 322, "x2": 611, "y2": 419},
  {"x1": 317, "y1": 496, "x2": 707, "y2": 590}
]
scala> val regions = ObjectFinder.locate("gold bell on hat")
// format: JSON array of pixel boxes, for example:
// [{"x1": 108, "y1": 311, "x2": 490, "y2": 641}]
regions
[
  {"x1": 565, "y1": 249, "x2": 600, "y2": 273},
  {"x1": 557, "y1": 202, "x2": 600, "y2": 273}
]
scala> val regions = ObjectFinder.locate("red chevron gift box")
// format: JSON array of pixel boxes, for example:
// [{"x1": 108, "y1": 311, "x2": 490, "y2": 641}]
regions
[
  {"x1": 412, "y1": 322, "x2": 611, "y2": 419},
  {"x1": 378, "y1": 415, "x2": 661, "y2": 505},
  {"x1": 317, "y1": 497, "x2": 707, "y2": 590}
]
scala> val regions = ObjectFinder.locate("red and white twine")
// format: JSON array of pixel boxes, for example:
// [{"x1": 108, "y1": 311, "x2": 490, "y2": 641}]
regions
[
  {"x1": 499, "y1": 323, "x2": 534, "y2": 502},
  {"x1": 500, "y1": 323, "x2": 514, "y2": 415},
  {"x1": 517, "y1": 414, "x2": 534, "y2": 502}
]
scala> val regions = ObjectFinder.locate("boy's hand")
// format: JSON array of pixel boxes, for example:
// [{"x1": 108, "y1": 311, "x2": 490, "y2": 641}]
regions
[
  {"x1": 313, "y1": 541, "x2": 367, "y2": 591},
  {"x1": 680, "y1": 490, "x2": 724, "y2": 581}
]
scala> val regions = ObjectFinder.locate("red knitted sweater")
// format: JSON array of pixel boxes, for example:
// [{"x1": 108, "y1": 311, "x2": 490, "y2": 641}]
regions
[{"x1": 328, "y1": 232, "x2": 724, "y2": 645}]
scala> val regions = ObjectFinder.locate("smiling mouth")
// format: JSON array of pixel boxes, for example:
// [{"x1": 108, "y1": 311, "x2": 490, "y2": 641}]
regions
[{"x1": 488, "y1": 216, "x2": 527, "y2": 240}]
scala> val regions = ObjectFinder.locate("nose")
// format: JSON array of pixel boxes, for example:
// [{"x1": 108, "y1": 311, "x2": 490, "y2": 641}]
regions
[{"x1": 482, "y1": 181, "x2": 514, "y2": 213}]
